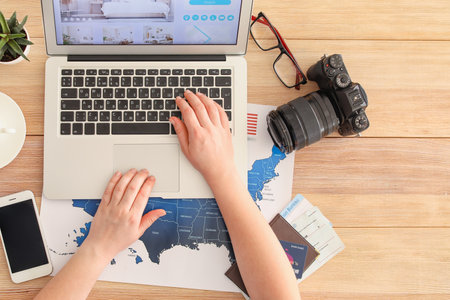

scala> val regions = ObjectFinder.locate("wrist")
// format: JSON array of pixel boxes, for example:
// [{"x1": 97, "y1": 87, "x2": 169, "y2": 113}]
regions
[
  {"x1": 79, "y1": 239, "x2": 115, "y2": 267},
  {"x1": 205, "y1": 165, "x2": 242, "y2": 192}
]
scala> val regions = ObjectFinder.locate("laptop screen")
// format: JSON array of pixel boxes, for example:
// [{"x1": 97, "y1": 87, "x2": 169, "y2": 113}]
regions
[{"x1": 53, "y1": 0, "x2": 243, "y2": 46}]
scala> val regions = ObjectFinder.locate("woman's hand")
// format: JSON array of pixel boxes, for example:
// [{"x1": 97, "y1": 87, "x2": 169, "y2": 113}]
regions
[
  {"x1": 170, "y1": 90, "x2": 236, "y2": 185},
  {"x1": 82, "y1": 169, "x2": 166, "y2": 261}
]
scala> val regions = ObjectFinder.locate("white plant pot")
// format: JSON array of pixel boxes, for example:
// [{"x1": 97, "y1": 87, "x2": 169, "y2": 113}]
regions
[{"x1": 0, "y1": 27, "x2": 31, "y2": 65}]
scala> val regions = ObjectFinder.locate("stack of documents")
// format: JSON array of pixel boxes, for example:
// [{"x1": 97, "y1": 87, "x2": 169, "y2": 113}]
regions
[{"x1": 280, "y1": 194, "x2": 345, "y2": 281}]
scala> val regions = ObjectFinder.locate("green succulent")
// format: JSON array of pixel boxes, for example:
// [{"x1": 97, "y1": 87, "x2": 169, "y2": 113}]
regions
[{"x1": 0, "y1": 11, "x2": 33, "y2": 62}]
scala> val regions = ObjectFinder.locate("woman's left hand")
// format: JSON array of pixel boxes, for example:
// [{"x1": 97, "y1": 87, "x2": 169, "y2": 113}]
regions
[{"x1": 82, "y1": 169, "x2": 166, "y2": 261}]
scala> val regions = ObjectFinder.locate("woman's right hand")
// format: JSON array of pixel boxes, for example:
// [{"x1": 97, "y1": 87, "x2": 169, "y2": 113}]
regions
[{"x1": 170, "y1": 90, "x2": 237, "y2": 185}]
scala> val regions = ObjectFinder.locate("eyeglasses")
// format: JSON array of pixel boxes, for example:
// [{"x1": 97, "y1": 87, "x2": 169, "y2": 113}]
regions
[{"x1": 250, "y1": 12, "x2": 307, "y2": 90}]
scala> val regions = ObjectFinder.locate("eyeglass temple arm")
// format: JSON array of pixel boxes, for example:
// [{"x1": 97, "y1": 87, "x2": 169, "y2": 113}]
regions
[{"x1": 251, "y1": 15, "x2": 304, "y2": 83}]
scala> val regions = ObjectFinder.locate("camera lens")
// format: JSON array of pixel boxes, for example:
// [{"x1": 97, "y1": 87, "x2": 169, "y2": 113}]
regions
[{"x1": 267, "y1": 91, "x2": 339, "y2": 153}]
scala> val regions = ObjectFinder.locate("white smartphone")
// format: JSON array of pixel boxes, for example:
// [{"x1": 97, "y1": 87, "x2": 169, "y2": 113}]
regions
[{"x1": 0, "y1": 190, "x2": 52, "y2": 283}]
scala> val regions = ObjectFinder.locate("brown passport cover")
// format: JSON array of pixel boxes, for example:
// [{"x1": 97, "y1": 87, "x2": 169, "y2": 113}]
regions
[{"x1": 224, "y1": 214, "x2": 319, "y2": 295}]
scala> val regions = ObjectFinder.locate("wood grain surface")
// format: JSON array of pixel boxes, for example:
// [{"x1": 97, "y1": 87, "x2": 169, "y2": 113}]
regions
[{"x1": 0, "y1": 0, "x2": 449, "y2": 299}]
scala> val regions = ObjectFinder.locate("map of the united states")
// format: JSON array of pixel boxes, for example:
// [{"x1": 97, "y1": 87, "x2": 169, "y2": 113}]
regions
[{"x1": 71, "y1": 145, "x2": 286, "y2": 265}]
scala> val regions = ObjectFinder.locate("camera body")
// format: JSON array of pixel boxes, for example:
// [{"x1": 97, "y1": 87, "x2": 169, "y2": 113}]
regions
[
  {"x1": 307, "y1": 54, "x2": 369, "y2": 136},
  {"x1": 267, "y1": 54, "x2": 370, "y2": 154}
]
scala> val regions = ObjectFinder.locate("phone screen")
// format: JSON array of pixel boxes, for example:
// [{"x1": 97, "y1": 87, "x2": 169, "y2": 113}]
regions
[{"x1": 0, "y1": 199, "x2": 49, "y2": 273}]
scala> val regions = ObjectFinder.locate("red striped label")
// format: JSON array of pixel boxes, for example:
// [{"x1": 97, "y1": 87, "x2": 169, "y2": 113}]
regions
[{"x1": 247, "y1": 113, "x2": 258, "y2": 136}]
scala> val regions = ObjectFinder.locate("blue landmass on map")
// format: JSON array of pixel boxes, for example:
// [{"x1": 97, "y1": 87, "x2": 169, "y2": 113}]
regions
[
  {"x1": 248, "y1": 145, "x2": 286, "y2": 202},
  {"x1": 71, "y1": 144, "x2": 286, "y2": 265},
  {"x1": 72, "y1": 198, "x2": 234, "y2": 264}
]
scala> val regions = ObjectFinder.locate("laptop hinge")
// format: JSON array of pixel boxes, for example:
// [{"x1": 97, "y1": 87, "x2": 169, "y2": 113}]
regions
[{"x1": 67, "y1": 55, "x2": 226, "y2": 62}]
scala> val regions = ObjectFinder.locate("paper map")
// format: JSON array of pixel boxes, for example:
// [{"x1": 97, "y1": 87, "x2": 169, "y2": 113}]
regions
[{"x1": 40, "y1": 104, "x2": 295, "y2": 292}]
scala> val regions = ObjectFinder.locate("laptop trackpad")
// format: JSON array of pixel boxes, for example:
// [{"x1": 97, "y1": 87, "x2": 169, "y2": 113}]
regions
[{"x1": 113, "y1": 144, "x2": 180, "y2": 192}]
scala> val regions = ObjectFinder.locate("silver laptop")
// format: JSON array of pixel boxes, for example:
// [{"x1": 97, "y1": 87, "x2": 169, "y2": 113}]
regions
[{"x1": 41, "y1": 0, "x2": 252, "y2": 199}]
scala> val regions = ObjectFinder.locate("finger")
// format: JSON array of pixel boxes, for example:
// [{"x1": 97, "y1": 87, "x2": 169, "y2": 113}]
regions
[
  {"x1": 130, "y1": 175, "x2": 155, "y2": 216},
  {"x1": 110, "y1": 168, "x2": 138, "y2": 206},
  {"x1": 215, "y1": 102, "x2": 230, "y2": 130},
  {"x1": 169, "y1": 117, "x2": 190, "y2": 157},
  {"x1": 185, "y1": 90, "x2": 211, "y2": 127},
  {"x1": 176, "y1": 96, "x2": 200, "y2": 132},
  {"x1": 120, "y1": 169, "x2": 150, "y2": 211},
  {"x1": 101, "y1": 171, "x2": 122, "y2": 206},
  {"x1": 197, "y1": 92, "x2": 220, "y2": 126},
  {"x1": 139, "y1": 209, "x2": 166, "y2": 236}
]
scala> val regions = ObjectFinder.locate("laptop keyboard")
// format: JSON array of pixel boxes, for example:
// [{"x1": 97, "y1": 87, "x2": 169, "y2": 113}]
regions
[{"x1": 59, "y1": 68, "x2": 233, "y2": 135}]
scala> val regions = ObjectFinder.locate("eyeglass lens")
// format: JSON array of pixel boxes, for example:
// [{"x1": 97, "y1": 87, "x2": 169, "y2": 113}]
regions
[
  {"x1": 251, "y1": 18, "x2": 279, "y2": 50},
  {"x1": 274, "y1": 53, "x2": 299, "y2": 87}
]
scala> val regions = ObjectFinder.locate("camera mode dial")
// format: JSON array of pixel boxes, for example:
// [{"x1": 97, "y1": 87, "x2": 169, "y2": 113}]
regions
[
  {"x1": 336, "y1": 73, "x2": 351, "y2": 88},
  {"x1": 329, "y1": 54, "x2": 344, "y2": 69},
  {"x1": 353, "y1": 113, "x2": 369, "y2": 131}
]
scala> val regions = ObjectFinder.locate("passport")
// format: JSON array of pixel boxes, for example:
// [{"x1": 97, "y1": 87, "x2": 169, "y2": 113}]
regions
[{"x1": 224, "y1": 214, "x2": 319, "y2": 296}]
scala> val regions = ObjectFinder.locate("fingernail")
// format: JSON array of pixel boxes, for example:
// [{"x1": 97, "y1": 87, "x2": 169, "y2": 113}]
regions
[
  {"x1": 197, "y1": 91, "x2": 203, "y2": 96},
  {"x1": 185, "y1": 89, "x2": 191, "y2": 93},
  {"x1": 169, "y1": 117, "x2": 175, "y2": 124},
  {"x1": 160, "y1": 210, "x2": 166, "y2": 216},
  {"x1": 149, "y1": 175, "x2": 155, "y2": 181},
  {"x1": 114, "y1": 171, "x2": 121, "y2": 177}
]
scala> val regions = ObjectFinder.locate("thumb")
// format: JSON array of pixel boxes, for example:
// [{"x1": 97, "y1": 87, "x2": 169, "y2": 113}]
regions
[
  {"x1": 139, "y1": 209, "x2": 166, "y2": 235},
  {"x1": 170, "y1": 117, "x2": 189, "y2": 156}
]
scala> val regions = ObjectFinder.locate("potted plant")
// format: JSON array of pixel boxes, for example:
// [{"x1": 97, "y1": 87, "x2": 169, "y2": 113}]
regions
[{"x1": 0, "y1": 11, "x2": 33, "y2": 64}]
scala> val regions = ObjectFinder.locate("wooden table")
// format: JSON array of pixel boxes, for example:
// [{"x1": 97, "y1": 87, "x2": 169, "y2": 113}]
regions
[{"x1": 1, "y1": 0, "x2": 449, "y2": 298}]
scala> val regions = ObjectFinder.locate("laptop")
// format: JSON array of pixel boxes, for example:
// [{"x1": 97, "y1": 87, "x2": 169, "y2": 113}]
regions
[{"x1": 41, "y1": 0, "x2": 252, "y2": 199}]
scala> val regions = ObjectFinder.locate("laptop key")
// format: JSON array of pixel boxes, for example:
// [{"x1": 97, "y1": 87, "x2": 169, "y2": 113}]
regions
[
  {"x1": 180, "y1": 77, "x2": 190, "y2": 86},
  {"x1": 209, "y1": 69, "x2": 220, "y2": 75},
  {"x1": 123, "y1": 69, "x2": 134, "y2": 75},
  {"x1": 147, "y1": 111, "x2": 157, "y2": 121},
  {"x1": 145, "y1": 77, "x2": 155, "y2": 87},
  {"x1": 216, "y1": 76, "x2": 232, "y2": 86},
  {"x1": 136, "y1": 111, "x2": 146, "y2": 121},
  {"x1": 121, "y1": 77, "x2": 131, "y2": 87},
  {"x1": 197, "y1": 69, "x2": 207, "y2": 75},
  {"x1": 111, "y1": 69, "x2": 122, "y2": 75},
  {"x1": 210, "y1": 88, "x2": 220, "y2": 98},
  {"x1": 184, "y1": 69, "x2": 195, "y2": 75},
  {"x1": 192, "y1": 77, "x2": 202, "y2": 87},
  {"x1": 73, "y1": 123, "x2": 83, "y2": 135},
  {"x1": 76, "y1": 111, "x2": 86, "y2": 122},
  {"x1": 74, "y1": 69, "x2": 85, "y2": 75},
  {"x1": 127, "y1": 88, "x2": 137, "y2": 98},
  {"x1": 103, "y1": 88, "x2": 114, "y2": 98},
  {"x1": 174, "y1": 88, "x2": 185, "y2": 97},
  {"x1": 139, "y1": 88, "x2": 149, "y2": 98},
  {"x1": 61, "y1": 88, "x2": 77, "y2": 98},
  {"x1": 100, "y1": 111, "x2": 110, "y2": 121},
  {"x1": 109, "y1": 77, "x2": 120, "y2": 87},
  {"x1": 97, "y1": 77, "x2": 108, "y2": 87},
  {"x1": 73, "y1": 77, "x2": 84, "y2": 87},
  {"x1": 91, "y1": 88, "x2": 102, "y2": 98},
  {"x1": 88, "y1": 111, "x2": 98, "y2": 122},
  {"x1": 61, "y1": 123, "x2": 71, "y2": 135},
  {"x1": 225, "y1": 111, "x2": 232, "y2": 121},
  {"x1": 115, "y1": 88, "x2": 125, "y2": 98},
  {"x1": 61, "y1": 111, "x2": 74, "y2": 122},
  {"x1": 112, "y1": 123, "x2": 170, "y2": 135},
  {"x1": 142, "y1": 100, "x2": 152, "y2": 110},
  {"x1": 133, "y1": 77, "x2": 143, "y2": 87},
  {"x1": 61, "y1": 77, "x2": 72, "y2": 87},
  {"x1": 124, "y1": 111, "x2": 134, "y2": 121},
  {"x1": 159, "y1": 111, "x2": 170, "y2": 121},
  {"x1": 94, "y1": 100, "x2": 104, "y2": 110},
  {"x1": 198, "y1": 88, "x2": 208, "y2": 96},
  {"x1": 165, "y1": 100, "x2": 176, "y2": 110},
  {"x1": 61, "y1": 100, "x2": 80, "y2": 110},
  {"x1": 168, "y1": 77, "x2": 179, "y2": 87},
  {"x1": 82, "y1": 100, "x2": 92, "y2": 110},
  {"x1": 130, "y1": 100, "x2": 140, "y2": 110},
  {"x1": 221, "y1": 69, "x2": 232, "y2": 75},
  {"x1": 151, "y1": 88, "x2": 161, "y2": 98},
  {"x1": 214, "y1": 99, "x2": 223, "y2": 107},
  {"x1": 118, "y1": 100, "x2": 128, "y2": 110},
  {"x1": 171, "y1": 111, "x2": 182, "y2": 119},
  {"x1": 148, "y1": 69, "x2": 158, "y2": 75},
  {"x1": 173, "y1": 69, "x2": 183, "y2": 75},
  {"x1": 157, "y1": 77, "x2": 167, "y2": 87},
  {"x1": 85, "y1": 123, "x2": 95, "y2": 135},
  {"x1": 97, "y1": 123, "x2": 110, "y2": 135},
  {"x1": 222, "y1": 88, "x2": 232, "y2": 109},
  {"x1": 106, "y1": 100, "x2": 116, "y2": 110},
  {"x1": 160, "y1": 69, "x2": 171, "y2": 75},
  {"x1": 99, "y1": 69, "x2": 109, "y2": 75},
  {"x1": 153, "y1": 100, "x2": 164, "y2": 110},
  {"x1": 112, "y1": 111, "x2": 122, "y2": 121},
  {"x1": 62, "y1": 69, "x2": 72, "y2": 75},
  {"x1": 86, "y1": 69, "x2": 97, "y2": 75},
  {"x1": 79, "y1": 88, "x2": 90, "y2": 98},
  {"x1": 204, "y1": 77, "x2": 214, "y2": 86},
  {"x1": 163, "y1": 88, "x2": 173, "y2": 98},
  {"x1": 136, "y1": 69, "x2": 146, "y2": 75},
  {"x1": 85, "y1": 77, "x2": 96, "y2": 87}
]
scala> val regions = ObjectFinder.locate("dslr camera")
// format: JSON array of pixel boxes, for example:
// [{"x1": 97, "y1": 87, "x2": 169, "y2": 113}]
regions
[{"x1": 267, "y1": 54, "x2": 370, "y2": 153}]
